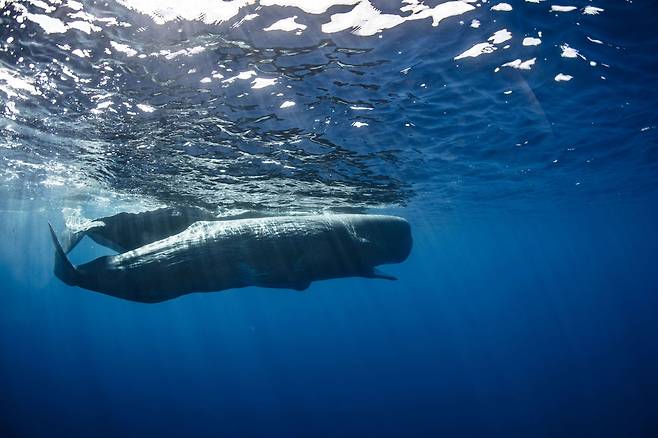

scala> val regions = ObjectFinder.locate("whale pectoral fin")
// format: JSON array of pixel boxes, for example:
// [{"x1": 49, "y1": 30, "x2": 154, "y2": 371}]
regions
[{"x1": 365, "y1": 268, "x2": 398, "y2": 281}]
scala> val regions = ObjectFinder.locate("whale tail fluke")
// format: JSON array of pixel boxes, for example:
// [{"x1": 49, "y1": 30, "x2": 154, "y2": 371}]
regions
[
  {"x1": 48, "y1": 223, "x2": 79, "y2": 286},
  {"x1": 60, "y1": 208, "x2": 105, "y2": 253},
  {"x1": 59, "y1": 228, "x2": 84, "y2": 254}
]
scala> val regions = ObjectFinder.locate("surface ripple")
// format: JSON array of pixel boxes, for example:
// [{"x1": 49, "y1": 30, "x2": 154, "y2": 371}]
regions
[{"x1": 1, "y1": 0, "x2": 656, "y2": 214}]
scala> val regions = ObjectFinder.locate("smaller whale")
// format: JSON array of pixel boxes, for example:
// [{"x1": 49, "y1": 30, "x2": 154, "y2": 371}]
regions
[
  {"x1": 49, "y1": 214, "x2": 412, "y2": 303},
  {"x1": 60, "y1": 206, "x2": 218, "y2": 254}
]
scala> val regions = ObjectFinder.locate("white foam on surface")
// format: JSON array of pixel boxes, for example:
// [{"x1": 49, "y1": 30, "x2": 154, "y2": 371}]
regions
[
  {"x1": 72, "y1": 48, "x2": 91, "y2": 58},
  {"x1": 26, "y1": 13, "x2": 68, "y2": 33},
  {"x1": 454, "y1": 29, "x2": 511, "y2": 60},
  {"x1": 0, "y1": 67, "x2": 41, "y2": 99},
  {"x1": 455, "y1": 42, "x2": 496, "y2": 60},
  {"x1": 554, "y1": 73, "x2": 573, "y2": 81},
  {"x1": 489, "y1": 29, "x2": 512, "y2": 44},
  {"x1": 322, "y1": 1, "x2": 405, "y2": 36},
  {"x1": 136, "y1": 103, "x2": 155, "y2": 112},
  {"x1": 223, "y1": 70, "x2": 257, "y2": 84},
  {"x1": 260, "y1": 0, "x2": 361, "y2": 14},
  {"x1": 408, "y1": 1, "x2": 476, "y2": 27},
  {"x1": 500, "y1": 58, "x2": 536, "y2": 70},
  {"x1": 68, "y1": 20, "x2": 101, "y2": 33},
  {"x1": 116, "y1": 0, "x2": 256, "y2": 25},
  {"x1": 110, "y1": 41, "x2": 137, "y2": 57},
  {"x1": 491, "y1": 3, "x2": 513, "y2": 12},
  {"x1": 583, "y1": 6, "x2": 603, "y2": 15},
  {"x1": 264, "y1": 16, "x2": 307, "y2": 32},
  {"x1": 550, "y1": 5, "x2": 577, "y2": 12},
  {"x1": 251, "y1": 78, "x2": 278, "y2": 89},
  {"x1": 321, "y1": 0, "x2": 474, "y2": 36},
  {"x1": 560, "y1": 44, "x2": 579, "y2": 58}
]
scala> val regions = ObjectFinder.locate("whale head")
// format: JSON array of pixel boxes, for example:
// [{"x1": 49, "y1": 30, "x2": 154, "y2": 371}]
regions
[{"x1": 346, "y1": 215, "x2": 412, "y2": 266}]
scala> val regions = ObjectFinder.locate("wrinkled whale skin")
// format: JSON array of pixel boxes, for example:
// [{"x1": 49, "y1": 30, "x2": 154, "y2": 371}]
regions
[{"x1": 50, "y1": 214, "x2": 412, "y2": 303}]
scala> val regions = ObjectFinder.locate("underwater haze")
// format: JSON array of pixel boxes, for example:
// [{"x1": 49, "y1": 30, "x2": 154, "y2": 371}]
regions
[{"x1": 1, "y1": 0, "x2": 658, "y2": 436}]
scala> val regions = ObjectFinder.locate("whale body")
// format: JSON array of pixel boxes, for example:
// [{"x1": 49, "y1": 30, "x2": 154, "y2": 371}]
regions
[{"x1": 49, "y1": 214, "x2": 412, "y2": 303}]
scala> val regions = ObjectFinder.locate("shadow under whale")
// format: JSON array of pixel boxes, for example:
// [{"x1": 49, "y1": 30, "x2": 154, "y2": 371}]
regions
[{"x1": 49, "y1": 214, "x2": 412, "y2": 303}]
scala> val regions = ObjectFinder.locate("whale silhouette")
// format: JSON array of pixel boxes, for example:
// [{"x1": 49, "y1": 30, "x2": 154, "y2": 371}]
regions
[
  {"x1": 49, "y1": 214, "x2": 412, "y2": 303},
  {"x1": 59, "y1": 206, "x2": 218, "y2": 254}
]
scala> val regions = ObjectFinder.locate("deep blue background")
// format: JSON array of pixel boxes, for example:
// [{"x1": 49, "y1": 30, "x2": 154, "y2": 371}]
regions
[
  {"x1": 1, "y1": 197, "x2": 658, "y2": 437},
  {"x1": 2, "y1": 0, "x2": 658, "y2": 436}
]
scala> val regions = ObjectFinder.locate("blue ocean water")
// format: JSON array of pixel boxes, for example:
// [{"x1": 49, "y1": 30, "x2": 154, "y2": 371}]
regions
[{"x1": 1, "y1": 0, "x2": 658, "y2": 436}]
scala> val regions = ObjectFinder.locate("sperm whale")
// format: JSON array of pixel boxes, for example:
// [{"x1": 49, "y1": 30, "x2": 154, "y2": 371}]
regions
[{"x1": 49, "y1": 214, "x2": 412, "y2": 303}]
